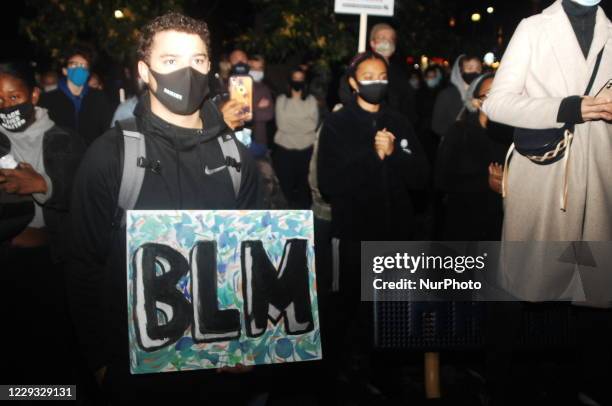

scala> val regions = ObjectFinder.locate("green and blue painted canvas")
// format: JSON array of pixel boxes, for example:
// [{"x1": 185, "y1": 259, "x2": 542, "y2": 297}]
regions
[{"x1": 126, "y1": 210, "x2": 321, "y2": 374}]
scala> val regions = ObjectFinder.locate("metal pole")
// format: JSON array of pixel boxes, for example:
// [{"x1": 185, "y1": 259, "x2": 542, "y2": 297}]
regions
[
  {"x1": 358, "y1": 12, "x2": 368, "y2": 52},
  {"x1": 425, "y1": 352, "x2": 441, "y2": 399}
]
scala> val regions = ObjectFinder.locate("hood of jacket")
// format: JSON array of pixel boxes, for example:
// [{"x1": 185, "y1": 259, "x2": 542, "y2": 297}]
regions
[
  {"x1": 450, "y1": 54, "x2": 469, "y2": 101},
  {"x1": 133, "y1": 92, "x2": 231, "y2": 152}
]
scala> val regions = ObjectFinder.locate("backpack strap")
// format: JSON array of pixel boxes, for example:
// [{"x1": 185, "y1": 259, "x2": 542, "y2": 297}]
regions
[
  {"x1": 114, "y1": 117, "x2": 146, "y2": 227},
  {"x1": 217, "y1": 132, "x2": 242, "y2": 198},
  {"x1": 208, "y1": 101, "x2": 242, "y2": 198}
]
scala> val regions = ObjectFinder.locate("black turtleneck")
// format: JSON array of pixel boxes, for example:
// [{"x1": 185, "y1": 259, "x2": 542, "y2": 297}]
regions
[
  {"x1": 557, "y1": 0, "x2": 599, "y2": 124},
  {"x1": 562, "y1": 0, "x2": 598, "y2": 59}
]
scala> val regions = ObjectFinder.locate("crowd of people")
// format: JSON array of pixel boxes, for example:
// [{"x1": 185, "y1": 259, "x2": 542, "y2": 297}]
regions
[{"x1": 1, "y1": 0, "x2": 612, "y2": 405}]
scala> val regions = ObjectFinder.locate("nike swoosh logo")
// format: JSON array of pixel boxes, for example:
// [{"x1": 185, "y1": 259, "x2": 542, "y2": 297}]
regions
[{"x1": 204, "y1": 165, "x2": 227, "y2": 175}]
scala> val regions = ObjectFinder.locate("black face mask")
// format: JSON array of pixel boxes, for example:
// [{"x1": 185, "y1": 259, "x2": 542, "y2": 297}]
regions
[
  {"x1": 149, "y1": 66, "x2": 209, "y2": 115},
  {"x1": 462, "y1": 72, "x2": 480, "y2": 85},
  {"x1": 289, "y1": 80, "x2": 305, "y2": 92},
  {"x1": 357, "y1": 80, "x2": 388, "y2": 104},
  {"x1": 231, "y1": 62, "x2": 250, "y2": 76},
  {"x1": 0, "y1": 102, "x2": 34, "y2": 132}
]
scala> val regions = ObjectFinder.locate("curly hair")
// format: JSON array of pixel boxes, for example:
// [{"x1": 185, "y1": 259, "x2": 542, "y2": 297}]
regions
[
  {"x1": 137, "y1": 12, "x2": 211, "y2": 64},
  {"x1": 62, "y1": 43, "x2": 96, "y2": 67}
]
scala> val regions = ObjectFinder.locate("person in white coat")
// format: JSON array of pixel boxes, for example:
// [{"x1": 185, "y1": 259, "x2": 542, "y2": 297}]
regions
[
  {"x1": 483, "y1": 0, "x2": 612, "y2": 305},
  {"x1": 483, "y1": 1, "x2": 612, "y2": 404}
]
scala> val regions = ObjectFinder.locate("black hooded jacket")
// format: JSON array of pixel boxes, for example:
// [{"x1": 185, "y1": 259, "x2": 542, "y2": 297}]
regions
[
  {"x1": 317, "y1": 99, "x2": 429, "y2": 241},
  {"x1": 39, "y1": 83, "x2": 112, "y2": 147},
  {"x1": 66, "y1": 94, "x2": 264, "y2": 374}
]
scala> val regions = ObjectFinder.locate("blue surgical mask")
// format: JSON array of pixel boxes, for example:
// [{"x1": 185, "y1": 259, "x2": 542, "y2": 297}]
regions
[
  {"x1": 250, "y1": 70, "x2": 264, "y2": 82},
  {"x1": 67, "y1": 66, "x2": 90, "y2": 87},
  {"x1": 571, "y1": 0, "x2": 600, "y2": 5}
]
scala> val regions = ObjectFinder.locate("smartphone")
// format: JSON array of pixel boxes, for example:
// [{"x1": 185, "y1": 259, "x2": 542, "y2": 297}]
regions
[
  {"x1": 0, "y1": 154, "x2": 18, "y2": 170},
  {"x1": 594, "y1": 79, "x2": 612, "y2": 100},
  {"x1": 228, "y1": 75, "x2": 253, "y2": 122}
]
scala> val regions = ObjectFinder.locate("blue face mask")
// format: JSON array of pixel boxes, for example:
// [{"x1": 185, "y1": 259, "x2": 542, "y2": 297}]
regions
[
  {"x1": 571, "y1": 0, "x2": 600, "y2": 6},
  {"x1": 426, "y1": 76, "x2": 441, "y2": 89},
  {"x1": 67, "y1": 66, "x2": 90, "y2": 87}
]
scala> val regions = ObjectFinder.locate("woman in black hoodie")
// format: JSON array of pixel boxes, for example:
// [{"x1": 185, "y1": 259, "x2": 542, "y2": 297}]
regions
[
  {"x1": 316, "y1": 52, "x2": 429, "y2": 393},
  {"x1": 318, "y1": 52, "x2": 429, "y2": 245}
]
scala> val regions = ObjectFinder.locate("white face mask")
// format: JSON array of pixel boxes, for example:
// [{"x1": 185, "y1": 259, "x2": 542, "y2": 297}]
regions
[
  {"x1": 250, "y1": 70, "x2": 264, "y2": 82},
  {"x1": 571, "y1": 0, "x2": 601, "y2": 5},
  {"x1": 374, "y1": 40, "x2": 396, "y2": 58},
  {"x1": 43, "y1": 84, "x2": 57, "y2": 92}
]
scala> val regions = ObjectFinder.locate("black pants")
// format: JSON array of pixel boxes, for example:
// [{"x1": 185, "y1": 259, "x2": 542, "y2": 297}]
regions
[
  {"x1": 323, "y1": 240, "x2": 373, "y2": 376},
  {"x1": 572, "y1": 305, "x2": 612, "y2": 404},
  {"x1": 0, "y1": 244, "x2": 74, "y2": 384},
  {"x1": 485, "y1": 302, "x2": 612, "y2": 405},
  {"x1": 273, "y1": 145, "x2": 313, "y2": 210}
]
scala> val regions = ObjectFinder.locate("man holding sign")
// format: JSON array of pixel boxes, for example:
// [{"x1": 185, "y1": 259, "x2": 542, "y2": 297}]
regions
[{"x1": 66, "y1": 12, "x2": 265, "y2": 403}]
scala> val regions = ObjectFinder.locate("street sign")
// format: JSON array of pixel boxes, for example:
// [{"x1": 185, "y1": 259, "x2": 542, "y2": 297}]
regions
[{"x1": 334, "y1": 0, "x2": 394, "y2": 17}]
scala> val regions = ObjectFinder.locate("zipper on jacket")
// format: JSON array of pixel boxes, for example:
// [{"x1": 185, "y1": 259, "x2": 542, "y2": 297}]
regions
[{"x1": 171, "y1": 130, "x2": 183, "y2": 209}]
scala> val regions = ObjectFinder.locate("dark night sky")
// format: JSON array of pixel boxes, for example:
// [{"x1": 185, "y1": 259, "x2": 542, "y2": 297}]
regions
[{"x1": 3, "y1": 0, "x2": 612, "y2": 68}]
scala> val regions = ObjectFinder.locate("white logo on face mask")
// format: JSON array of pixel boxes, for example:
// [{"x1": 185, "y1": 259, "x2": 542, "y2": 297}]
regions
[
  {"x1": 0, "y1": 110, "x2": 26, "y2": 130},
  {"x1": 163, "y1": 88, "x2": 183, "y2": 100}
]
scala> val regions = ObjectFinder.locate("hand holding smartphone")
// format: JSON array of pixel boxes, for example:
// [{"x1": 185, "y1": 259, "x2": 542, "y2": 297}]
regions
[
  {"x1": 228, "y1": 75, "x2": 253, "y2": 122},
  {"x1": 583, "y1": 79, "x2": 612, "y2": 122},
  {"x1": 594, "y1": 79, "x2": 612, "y2": 101}
]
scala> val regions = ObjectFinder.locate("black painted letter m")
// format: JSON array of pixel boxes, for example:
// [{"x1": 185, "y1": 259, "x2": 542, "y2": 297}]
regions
[{"x1": 241, "y1": 239, "x2": 314, "y2": 338}]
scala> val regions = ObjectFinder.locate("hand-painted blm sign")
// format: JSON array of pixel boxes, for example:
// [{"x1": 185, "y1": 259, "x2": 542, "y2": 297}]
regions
[{"x1": 126, "y1": 210, "x2": 321, "y2": 374}]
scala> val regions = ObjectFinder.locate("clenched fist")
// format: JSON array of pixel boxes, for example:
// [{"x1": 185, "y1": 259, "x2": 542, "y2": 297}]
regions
[
  {"x1": 0, "y1": 162, "x2": 47, "y2": 195},
  {"x1": 374, "y1": 128, "x2": 395, "y2": 160}
]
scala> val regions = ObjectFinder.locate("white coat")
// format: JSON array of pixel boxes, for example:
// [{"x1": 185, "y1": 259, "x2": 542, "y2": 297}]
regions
[{"x1": 483, "y1": 0, "x2": 612, "y2": 305}]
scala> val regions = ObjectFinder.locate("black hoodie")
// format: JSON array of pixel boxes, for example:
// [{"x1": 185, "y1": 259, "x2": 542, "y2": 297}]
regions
[
  {"x1": 66, "y1": 94, "x2": 264, "y2": 378},
  {"x1": 434, "y1": 113, "x2": 513, "y2": 240},
  {"x1": 317, "y1": 99, "x2": 429, "y2": 241}
]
